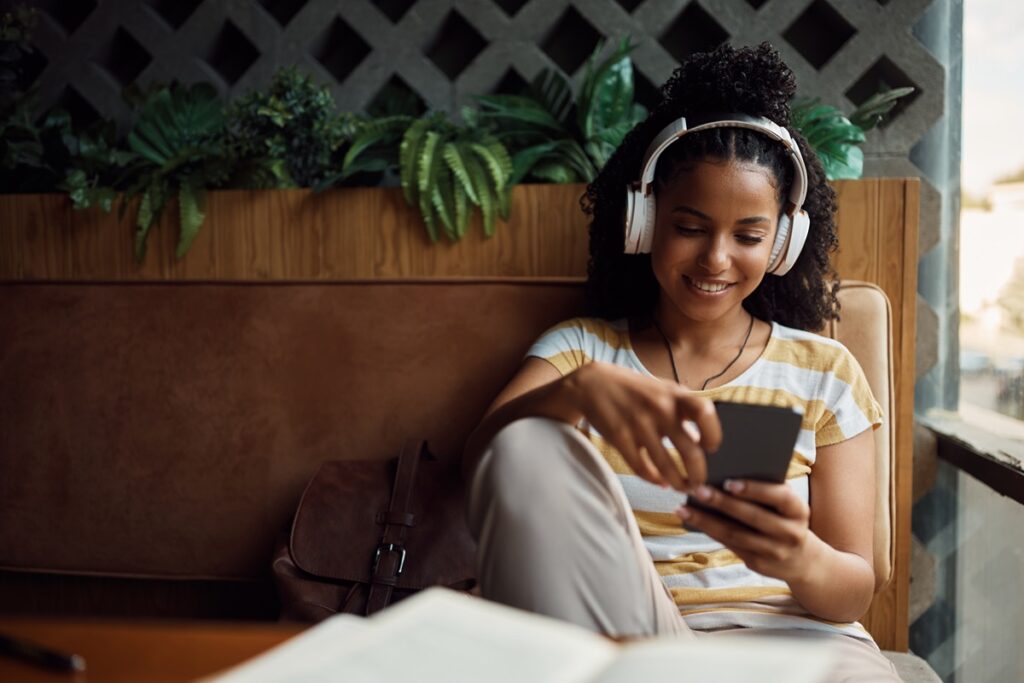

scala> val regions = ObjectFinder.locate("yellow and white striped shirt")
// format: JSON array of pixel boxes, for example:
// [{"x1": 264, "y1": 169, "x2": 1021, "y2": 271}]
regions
[{"x1": 526, "y1": 316, "x2": 883, "y2": 641}]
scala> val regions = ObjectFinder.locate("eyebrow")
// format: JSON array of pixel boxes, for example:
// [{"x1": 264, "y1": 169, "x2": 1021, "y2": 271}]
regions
[{"x1": 670, "y1": 205, "x2": 771, "y2": 225}]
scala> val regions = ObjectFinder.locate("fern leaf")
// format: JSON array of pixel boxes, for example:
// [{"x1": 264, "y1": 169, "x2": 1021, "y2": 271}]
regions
[
  {"x1": 417, "y1": 131, "x2": 442, "y2": 197},
  {"x1": 419, "y1": 190, "x2": 439, "y2": 243},
  {"x1": 486, "y1": 138, "x2": 514, "y2": 183},
  {"x1": 399, "y1": 118, "x2": 429, "y2": 206},
  {"x1": 470, "y1": 142, "x2": 509, "y2": 191},
  {"x1": 416, "y1": 132, "x2": 443, "y2": 242},
  {"x1": 461, "y1": 152, "x2": 494, "y2": 236},
  {"x1": 134, "y1": 189, "x2": 154, "y2": 262},
  {"x1": 453, "y1": 181, "x2": 469, "y2": 239},
  {"x1": 442, "y1": 142, "x2": 479, "y2": 204},
  {"x1": 431, "y1": 171, "x2": 458, "y2": 242},
  {"x1": 478, "y1": 180, "x2": 496, "y2": 238}
]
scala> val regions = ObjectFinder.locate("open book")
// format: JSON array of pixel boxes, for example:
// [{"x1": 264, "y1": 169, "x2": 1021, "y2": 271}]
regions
[{"x1": 205, "y1": 588, "x2": 836, "y2": 683}]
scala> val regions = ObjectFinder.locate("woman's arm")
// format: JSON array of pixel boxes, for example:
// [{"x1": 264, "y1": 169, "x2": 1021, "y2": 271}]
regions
[
  {"x1": 461, "y1": 357, "x2": 581, "y2": 480},
  {"x1": 462, "y1": 359, "x2": 723, "y2": 489},
  {"x1": 790, "y1": 428, "x2": 876, "y2": 622},
  {"x1": 674, "y1": 428, "x2": 877, "y2": 623}
]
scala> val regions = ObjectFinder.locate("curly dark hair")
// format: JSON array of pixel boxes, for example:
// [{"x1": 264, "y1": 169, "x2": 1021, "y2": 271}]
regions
[{"x1": 582, "y1": 42, "x2": 840, "y2": 331}]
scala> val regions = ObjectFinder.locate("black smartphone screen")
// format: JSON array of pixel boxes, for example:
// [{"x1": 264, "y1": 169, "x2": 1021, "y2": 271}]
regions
[{"x1": 703, "y1": 401, "x2": 803, "y2": 487}]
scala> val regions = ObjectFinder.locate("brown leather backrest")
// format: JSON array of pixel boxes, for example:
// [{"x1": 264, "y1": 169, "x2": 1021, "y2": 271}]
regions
[
  {"x1": 0, "y1": 279, "x2": 894, "y2": 588},
  {"x1": 0, "y1": 280, "x2": 584, "y2": 579}
]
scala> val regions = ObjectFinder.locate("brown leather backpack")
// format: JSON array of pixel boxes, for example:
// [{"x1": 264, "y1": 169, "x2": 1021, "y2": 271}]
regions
[{"x1": 271, "y1": 440, "x2": 477, "y2": 621}]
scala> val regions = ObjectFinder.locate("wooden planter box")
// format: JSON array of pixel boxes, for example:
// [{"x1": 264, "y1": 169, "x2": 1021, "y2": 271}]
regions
[
  {"x1": 3, "y1": 179, "x2": 913, "y2": 284},
  {"x1": 0, "y1": 184, "x2": 591, "y2": 280}
]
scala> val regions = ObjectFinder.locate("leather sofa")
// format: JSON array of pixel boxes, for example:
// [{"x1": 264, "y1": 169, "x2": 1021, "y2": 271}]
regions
[{"x1": 0, "y1": 277, "x2": 938, "y2": 681}]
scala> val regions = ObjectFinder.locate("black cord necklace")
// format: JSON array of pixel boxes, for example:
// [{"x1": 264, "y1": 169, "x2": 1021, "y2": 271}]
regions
[{"x1": 652, "y1": 313, "x2": 755, "y2": 390}]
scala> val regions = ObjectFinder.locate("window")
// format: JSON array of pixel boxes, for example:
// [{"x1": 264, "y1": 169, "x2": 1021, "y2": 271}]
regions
[{"x1": 958, "y1": 2, "x2": 1024, "y2": 447}]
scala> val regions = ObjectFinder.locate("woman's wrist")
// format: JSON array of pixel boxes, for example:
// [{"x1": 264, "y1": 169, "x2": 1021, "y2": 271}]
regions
[{"x1": 786, "y1": 532, "x2": 875, "y2": 623}]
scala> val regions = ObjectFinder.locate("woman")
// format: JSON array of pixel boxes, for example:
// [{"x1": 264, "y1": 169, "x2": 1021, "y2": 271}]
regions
[{"x1": 462, "y1": 43, "x2": 901, "y2": 681}]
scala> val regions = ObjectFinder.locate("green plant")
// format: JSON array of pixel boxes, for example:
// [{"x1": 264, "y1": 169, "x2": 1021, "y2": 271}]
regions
[
  {"x1": 228, "y1": 68, "x2": 353, "y2": 187},
  {"x1": 59, "y1": 120, "x2": 137, "y2": 212},
  {"x1": 0, "y1": 5, "x2": 36, "y2": 108},
  {"x1": 120, "y1": 82, "x2": 236, "y2": 260},
  {"x1": 0, "y1": 6, "x2": 78, "y2": 192},
  {"x1": 791, "y1": 87, "x2": 914, "y2": 180},
  {"x1": 471, "y1": 37, "x2": 647, "y2": 184},
  {"x1": 315, "y1": 114, "x2": 412, "y2": 189},
  {"x1": 397, "y1": 112, "x2": 512, "y2": 242}
]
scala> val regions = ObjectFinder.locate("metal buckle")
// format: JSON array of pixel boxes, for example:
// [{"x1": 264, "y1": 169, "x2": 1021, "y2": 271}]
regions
[{"x1": 372, "y1": 543, "x2": 406, "y2": 576}]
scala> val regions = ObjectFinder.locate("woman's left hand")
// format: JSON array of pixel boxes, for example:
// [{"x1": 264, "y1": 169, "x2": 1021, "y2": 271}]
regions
[{"x1": 675, "y1": 479, "x2": 818, "y2": 583}]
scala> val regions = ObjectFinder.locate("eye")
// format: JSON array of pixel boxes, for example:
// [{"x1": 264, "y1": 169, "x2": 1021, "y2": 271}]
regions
[
  {"x1": 736, "y1": 234, "x2": 765, "y2": 245},
  {"x1": 674, "y1": 225, "x2": 704, "y2": 236}
]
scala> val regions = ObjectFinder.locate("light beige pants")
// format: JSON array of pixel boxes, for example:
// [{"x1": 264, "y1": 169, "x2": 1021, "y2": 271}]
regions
[{"x1": 467, "y1": 417, "x2": 903, "y2": 682}]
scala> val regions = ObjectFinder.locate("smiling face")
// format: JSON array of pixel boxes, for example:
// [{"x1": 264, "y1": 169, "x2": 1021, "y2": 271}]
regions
[{"x1": 650, "y1": 157, "x2": 782, "y2": 326}]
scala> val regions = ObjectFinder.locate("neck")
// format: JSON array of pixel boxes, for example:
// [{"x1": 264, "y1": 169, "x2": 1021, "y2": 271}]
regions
[{"x1": 650, "y1": 301, "x2": 753, "y2": 355}]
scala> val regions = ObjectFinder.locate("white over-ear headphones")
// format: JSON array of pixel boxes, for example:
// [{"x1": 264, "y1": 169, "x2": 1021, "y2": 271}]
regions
[{"x1": 623, "y1": 113, "x2": 810, "y2": 277}]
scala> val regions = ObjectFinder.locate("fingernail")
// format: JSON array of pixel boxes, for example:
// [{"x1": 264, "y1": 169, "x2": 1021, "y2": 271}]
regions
[
  {"x1": 694, "y1": 485, "x2": 712, "y2": 501},
  {"x1": 724, "y1": 479, "x2": 743, "y2": 493},
  {"x1": 676, "y1": 506, "x2": 691, "y2": 520}
]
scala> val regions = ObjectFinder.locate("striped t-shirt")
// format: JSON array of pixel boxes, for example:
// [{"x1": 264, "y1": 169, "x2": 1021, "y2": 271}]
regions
[{"x1": 526, "y1": 316, "x2": 883, "y2": 641}]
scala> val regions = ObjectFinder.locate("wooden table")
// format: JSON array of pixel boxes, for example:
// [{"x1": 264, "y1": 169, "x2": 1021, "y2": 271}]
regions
[{"x1": 0, "y1": 619, "x2": 304, "y2": 682}]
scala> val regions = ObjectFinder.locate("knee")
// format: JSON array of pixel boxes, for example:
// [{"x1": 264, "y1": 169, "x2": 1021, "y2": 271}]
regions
[{"x1": 474, "y1": 416, "x2": 577, "y2": 496}]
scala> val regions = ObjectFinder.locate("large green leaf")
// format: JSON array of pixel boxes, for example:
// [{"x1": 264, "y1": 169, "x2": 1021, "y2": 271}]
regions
[
  {"x1": 849, "y1": 87, "x2": 915, "y2": 132},
  {"x1": 128, "y1": 84, "x2": 225, "y2": 172},
  {"x1": 176, "y1": 183, "x2": 206, "y2": 259},
  {"x1": 528, "y1": 68, "x2": 573, "y2": 125},
  {"x1": 509, "y1": 142, "x2": 561, "y2": 185},
  {"x1": 578, "y1": 38, "x2": 636, "y2": 140},
  {"x1": 557, "y1": 139, "x2": 597, "y2": 182},
  {"x1": 133, "y1": 185, "x2": 162, "y2": 262},
  {"x1": 530, "y1": 161, "x2": 576, "y2": 184},
  {"x1": 341, "y1": 115, "x2": 411, "y2": 174},
  {"x1": 820, "y1": 144, "x2": 863, "y2": 180},
  {"x1": 474, "y1": 95, "x2": 566, "y2": 136}
]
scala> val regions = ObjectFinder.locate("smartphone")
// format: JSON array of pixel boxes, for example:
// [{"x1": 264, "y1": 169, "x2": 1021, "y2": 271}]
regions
[
  {"x1": 703, "y1": 401, "x2": 803, "y2": 487},
  {"x1": 684, "y1": 401, "x2": 803, "y2": 529}
]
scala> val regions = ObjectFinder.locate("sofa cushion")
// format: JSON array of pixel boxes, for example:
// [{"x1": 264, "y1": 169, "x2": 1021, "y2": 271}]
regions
[{"x1": 883, "y1": 650, "x2": 942, "y2": 683}]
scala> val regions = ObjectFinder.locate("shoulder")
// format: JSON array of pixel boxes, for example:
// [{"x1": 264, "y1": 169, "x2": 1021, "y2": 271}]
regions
[
  {"x1": 525, "y1": 317, "x2": 629, "y2": 374},
  {"x1": 765, "y1": 321, "x2": 857, "y2": 370},
  {"x1": 534, "y1": 316, "x2": 628, "y2": 348}
]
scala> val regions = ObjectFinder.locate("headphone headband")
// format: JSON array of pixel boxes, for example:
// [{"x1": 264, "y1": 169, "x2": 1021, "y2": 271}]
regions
[{"x1": 636, "y1": 113, "x2": 808, "y2": 210}]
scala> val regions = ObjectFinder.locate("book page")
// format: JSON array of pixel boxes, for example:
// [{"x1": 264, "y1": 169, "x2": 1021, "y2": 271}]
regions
[
  {"x1": 207, "y1": 588, "x2": 617, "y2": 683},
  {"x1": 594, "y1": 634, "x2": 835, "y2": 683}
]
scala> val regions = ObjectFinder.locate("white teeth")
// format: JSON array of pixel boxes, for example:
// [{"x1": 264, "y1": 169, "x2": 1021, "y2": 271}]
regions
[{"x1": 689, "y1": 279, "x2": 729, "y2": 293}]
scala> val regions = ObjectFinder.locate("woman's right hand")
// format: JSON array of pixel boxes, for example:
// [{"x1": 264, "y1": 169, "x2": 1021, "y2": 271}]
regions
[{"x1": 563, "y1": 361, "x2": 722, "y2": 490}]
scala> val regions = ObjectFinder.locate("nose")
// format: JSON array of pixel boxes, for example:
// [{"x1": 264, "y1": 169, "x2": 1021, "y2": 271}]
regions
[{"x1": 698, "y1": 235, "x2": 729, "y2": 273}]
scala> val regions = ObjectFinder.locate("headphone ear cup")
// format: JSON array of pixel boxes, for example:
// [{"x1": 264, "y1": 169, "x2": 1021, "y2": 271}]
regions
[
  {"x1": 768, "y1": 210, "x2": 810, "y2": 276},
  {"x1": 638, "y1": 193, "x2": 656, "y2": 253},
  {"x1": 623, "y1": 189, "x2": 641, "y2": 254},
  {"x1": 623, "y1": 189, "x2": 656, "y2": 254},
  {"x1": 768, "y1": 213, "x2": 792, "y2": 274}
]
